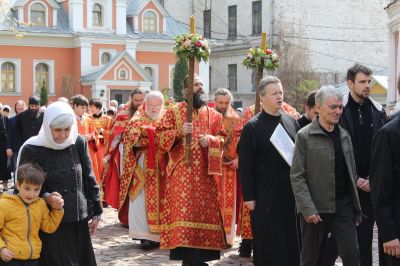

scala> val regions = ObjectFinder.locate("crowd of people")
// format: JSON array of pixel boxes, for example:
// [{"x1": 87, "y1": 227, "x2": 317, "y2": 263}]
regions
[{"x1": 0, "y1": 63, "x2": 399, "y2": 266}]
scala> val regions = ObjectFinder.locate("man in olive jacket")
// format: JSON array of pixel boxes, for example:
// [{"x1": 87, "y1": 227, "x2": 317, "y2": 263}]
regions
[{"x1": 290, "y1": 86, "x2": 361, "y2": 266}]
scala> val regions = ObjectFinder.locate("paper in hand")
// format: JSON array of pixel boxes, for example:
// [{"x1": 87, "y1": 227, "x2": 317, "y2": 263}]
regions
[{"x1": 270, "y1": 123, "x2": 294, "y2": 166}]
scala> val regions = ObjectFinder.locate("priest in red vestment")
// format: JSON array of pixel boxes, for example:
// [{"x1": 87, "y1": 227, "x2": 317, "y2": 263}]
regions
[
  {"x1": 120, "y1": 91, "x2": 167, "y2": 250},
  {"x1": 157, "y1": 75, "x2": 227, "y2": 265},
  {"x1": 102, "y1": 88, "x2": 146, "y2": 225}
]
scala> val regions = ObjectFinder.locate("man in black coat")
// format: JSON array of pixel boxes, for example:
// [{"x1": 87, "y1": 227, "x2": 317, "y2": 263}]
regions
[
  {"x1": 370, "y1": 116, "x2": 400, "y2": 265},
  {"x1": 297, "y1": 91, "x2": 318, "y2": 129},
  {"x1": 14, "y1": 95, "x2": 43, "y2": 150},
  {"x1": 238, "y1": 76, "x2": 300, "y2": 266}
]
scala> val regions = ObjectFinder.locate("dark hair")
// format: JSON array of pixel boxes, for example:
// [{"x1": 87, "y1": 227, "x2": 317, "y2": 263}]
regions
[
  {"x1": 130, "y1": 88, "x2": 145, "y2": 97},
  {"x1": 306, "y1": 91, "x2": 317, "y2": 108},
  {"x1": 17, "y1": 163, "x2": 47, "y2": 186},
  {"x1": 184, "y1": 74, "x2": 200, "y2": 89},
  {"x1": 89, "y1": 98, "x2": 102, "y2": 109},
  {"x1": 106, "y1": 109, "x2": 115, "y2": 116},
  {"x1": 71, "y1": 94, "x2": 89, "y2": 107},
  {"x1": 346, "y1": 63, "x2": 372, "y2": 83}
]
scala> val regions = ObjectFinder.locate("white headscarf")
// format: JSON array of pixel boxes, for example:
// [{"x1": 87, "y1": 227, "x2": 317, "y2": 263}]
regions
[{"x1": 17, "y1": 101, "x2": 79, "y2": 167}]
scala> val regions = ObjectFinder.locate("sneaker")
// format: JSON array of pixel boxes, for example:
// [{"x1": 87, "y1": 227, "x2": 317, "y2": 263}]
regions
[{"x1": 140, "y1": 240, "x2": 153, "y2": 250}]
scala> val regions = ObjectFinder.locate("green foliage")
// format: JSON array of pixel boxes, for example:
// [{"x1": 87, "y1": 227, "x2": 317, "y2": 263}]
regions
[
  {"x1": 172, "y1": 59, "x2": 188, "y2": 102},
  {"x1": 40, "y1": 79, "x2": 48, "y2": 106},
  {"x1": 294, "y1": 79, "x2": 319, "y2": 110}
]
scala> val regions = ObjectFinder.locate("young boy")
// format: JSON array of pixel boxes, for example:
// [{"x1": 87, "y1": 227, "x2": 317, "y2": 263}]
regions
[{"x1": 0, "y1": 163, "x2": 64, "y2": 265}]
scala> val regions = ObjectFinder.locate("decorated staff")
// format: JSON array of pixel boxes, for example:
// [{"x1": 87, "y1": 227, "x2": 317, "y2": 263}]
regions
[
  {"x1": 173, "y1": 16, "x2": 210, "y2": 164},
  {"x1": 242, "y1": 32, "x2": 279, "y2": 113}
]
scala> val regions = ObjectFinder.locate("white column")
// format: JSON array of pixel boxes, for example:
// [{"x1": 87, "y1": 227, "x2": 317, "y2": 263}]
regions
[
  {"x1": 106, "y1": 0, "x2": 112, "y2": 30},
  {"x1": 162, "y1": 17, "x2": 166, "y2": 34},
  {"x1": 388, "y1": 29, "x2": 396, "y2": 107},
  {"x1": 125, "y1": 40, "x2": 139, "y2": 59},
  {"x1": 199, "y1": 61, "x2": 210, "y2": 100},
  {"x1": 134, "y1": 15, "x2": 139, "y2": 33},
  {"x1": 115, "y1": 0, "x2": 127, "y2": 35},
  {"x1": 69, "y1": 0, "x2": 83, "y2": 31},
  {"x1": 53, "y1": 9, "x2": 58, "y2": 27},
  {"x1": 80, "y1": 40, "x2": 92, "y2": 75},
  {"x1": 18, "y1": 8, "x2": 24, "y2": 22},
  {"x1": 87, "y1": 0, "x2": 92, "y2": 29}
]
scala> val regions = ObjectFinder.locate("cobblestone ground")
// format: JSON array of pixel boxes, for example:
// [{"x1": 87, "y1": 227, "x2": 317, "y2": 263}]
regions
[{"x1": 92, "y1": 207, "x2": 379, "y2": 266}]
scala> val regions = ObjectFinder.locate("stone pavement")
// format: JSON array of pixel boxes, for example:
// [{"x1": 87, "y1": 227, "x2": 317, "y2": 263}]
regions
[{"x1": 92, "y1": 207, "x2": 379, "y2": 266}]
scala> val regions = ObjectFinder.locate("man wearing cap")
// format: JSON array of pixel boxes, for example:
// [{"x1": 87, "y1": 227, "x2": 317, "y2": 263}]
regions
[{"x1": 14, "y1": 95, "x2": 44, "y2": 150}]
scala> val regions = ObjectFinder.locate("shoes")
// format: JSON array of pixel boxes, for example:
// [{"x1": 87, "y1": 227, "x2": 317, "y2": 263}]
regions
[
  {"x1": 238, "y1": 239, "x2": 253, "y2": 257},
  {"x1": 102, "y1": 201, "x2": 109, "y2": 208},
  {"x1": 182, "y1": 262, "x2": 208, "y2": 266},
  {"x1": 140, "y1": 240, "x2": 159, "y2": 250}
]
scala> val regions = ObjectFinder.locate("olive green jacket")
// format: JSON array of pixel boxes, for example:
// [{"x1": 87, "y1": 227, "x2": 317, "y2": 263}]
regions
[{"x1": 290, "y1": 118, "x2": 361, "y2": 222}]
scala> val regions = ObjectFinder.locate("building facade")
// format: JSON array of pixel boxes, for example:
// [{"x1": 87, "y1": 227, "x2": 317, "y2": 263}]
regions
[
  {"x1": 0, "y1": 0, "x2": 210, "y2": 107},
  {"x1": 163, "y1": 0, "x2": 389, "y2": 109}
]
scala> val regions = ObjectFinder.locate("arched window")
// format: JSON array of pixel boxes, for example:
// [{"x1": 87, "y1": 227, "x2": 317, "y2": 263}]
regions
[
  {"x1": 92, "y1": 4, "x2": 103, "y2": 27},
  {"x1": 30, "y1": 3, "x2": 46, "y2": 26},
  {"x1": 35, "y1": 63, "x2": 48, "y2": 94},
  {"x1": 119, "y1": 69, "x2": 127, "y2": 80},
  {"x1": 1, "y1": 62, "x2": 16, "y2": 92},
  {"x1": 143, "y1": 11, "x2": 157, "y2": 33},
  {"x1": 101, "y1": 52, "x2": 111, "y2": 65}
]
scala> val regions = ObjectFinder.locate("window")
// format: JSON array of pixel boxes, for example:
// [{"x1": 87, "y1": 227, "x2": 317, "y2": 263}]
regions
[
  {"x1": 252, "y1": 1, "x2": 262, "y2": 35},
  {"x1": 158, "y1": 0, "x2": 164, "y2": 7},
  {"x1": 101, "y1": 52, "x2": 111, "y2": 65},
  {"x1": 143, "y1": 11, "x2": 157, "y2": 33},
  {"x1": 35, "y1": 63, "x2": 48, "y2": 94},
  {"x1": 1, "y1": 62, "x2": 16, "y2": 92},
  {"x1": 92, "y1": 4, "x2": 103, "y2": 27},
  {"x1": 119, "y1": 69, "x2": 127, "y2": 80},
  {"x1": 203, "y1": 9, "x2": 211, "y2": 38},
  {"x1": 228, "y1": 64, "x2": 237, "y2": 92},
  {"x1": 30, "y1": 3, "x2": 46, "y2": 26},
  {"x1": 228, "y1": 5, "x2": 237, "y2": 38}
]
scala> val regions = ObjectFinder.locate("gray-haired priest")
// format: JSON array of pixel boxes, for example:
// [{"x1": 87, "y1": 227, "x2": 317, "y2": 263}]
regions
[{"x1": 290, "y1": 85, "x2": 361, "y2": 266}]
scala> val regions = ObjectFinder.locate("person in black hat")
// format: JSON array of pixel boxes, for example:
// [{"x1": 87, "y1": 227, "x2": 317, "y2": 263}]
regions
[{"x1": 14, "y1": 95, "x2": 44, "y2": 151}]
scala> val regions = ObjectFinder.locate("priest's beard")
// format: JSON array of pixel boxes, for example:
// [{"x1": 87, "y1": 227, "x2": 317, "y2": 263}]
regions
[
  {"x1": 193, "y1": 93, "x2": 206, "y2": 109},
  {"x1": 28, "y1": 108, "x2": 39, "y2": 118},
  {"x1": 146, "y1": 109, "x2": 161, "y2": 120},
  {"x1": 216, "y1": 107, "x2": 227, "y2": 115},
  {"x1": 129, "y1": 102, "x2": 139, "y2": 118}
]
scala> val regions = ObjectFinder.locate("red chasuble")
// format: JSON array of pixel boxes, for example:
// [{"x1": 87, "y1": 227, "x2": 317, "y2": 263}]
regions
[{"x1": 157, "y1": 102, "x2": 227, "y2": 250}]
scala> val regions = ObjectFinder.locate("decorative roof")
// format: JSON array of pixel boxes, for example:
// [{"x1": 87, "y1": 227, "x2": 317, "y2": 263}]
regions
[
  {"x1": 81, "y1": 51, "x2": 153, "y2": 82},
  {"x1": 12, "y1": 0, "x2": 60, "y2": 9},
  {"x1": 126, "y1": 0, "x2": 169, "y2": 17}
]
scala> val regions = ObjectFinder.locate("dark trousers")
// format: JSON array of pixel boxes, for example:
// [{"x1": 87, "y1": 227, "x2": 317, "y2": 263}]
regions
[
  {"x1": 319, "y1": 195, "x2": 374, "y2": 266},
  {"x1": 1, "y1": 259, "x2": 39, "y2": 266},
  {"x1": 300, "y1": 197, "x2": 360, "y2": 266}
]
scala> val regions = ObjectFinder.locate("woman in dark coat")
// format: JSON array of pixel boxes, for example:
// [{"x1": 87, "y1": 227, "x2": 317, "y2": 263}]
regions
[
  {"x1": 0, "y1": 110, "x2": 11, "y2": 191},
  {"x1": 18, "y1": 101, "x2": 102, "y2": 266}
]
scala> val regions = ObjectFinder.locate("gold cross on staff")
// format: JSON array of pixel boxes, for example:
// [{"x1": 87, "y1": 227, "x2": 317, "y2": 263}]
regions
[
  {"x1": 184, "y1": 15, "x2": 196, "y2": 165},
  {"x1": 255, "y1": 32, "x2": 267, "y2": 114}
]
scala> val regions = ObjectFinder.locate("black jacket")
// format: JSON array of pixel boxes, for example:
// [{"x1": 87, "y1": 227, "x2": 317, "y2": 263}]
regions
[
  {"x1": 339, "y1": 94, "x2": 386, "y2": 145},
  {"x1": 14, "y1": 110, "x2": 44, "y2": 150},
  {"x1": 19, "y1": 136, "x2": 102, "y2": 223}
]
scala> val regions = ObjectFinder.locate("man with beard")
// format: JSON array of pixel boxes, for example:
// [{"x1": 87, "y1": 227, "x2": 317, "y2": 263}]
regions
[
  {"x1": 5, "y1": 100, "x2": 27, "y2": 183},
  {"x1": 14, "y1": 95, "x2": 43, "y2": 150},
  {"x1": 157, "y1": 75, "x2": 227, "y2": 265},
  {"x1": 119, "y1": 91, "x2": 167, "y2": 250},
  {"x1": 239, "y1": 76, "x2": 300, "y2": 265},
  {"x1": 102, "y1": 88, "x2": 146, "y2": 225},
  {"x1": 213, "y1": 88, "x2": 240, "y2": 246}
]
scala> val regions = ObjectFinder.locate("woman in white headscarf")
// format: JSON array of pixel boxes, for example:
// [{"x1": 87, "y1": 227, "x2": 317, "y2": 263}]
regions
[{"x1": 17, "y1": 101, "x2": 102, "y2": 266}]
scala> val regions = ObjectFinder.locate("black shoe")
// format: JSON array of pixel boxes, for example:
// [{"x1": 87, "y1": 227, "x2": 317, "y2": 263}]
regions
[
  {"x1": 102, "y1": 201, "x2": 109, "y2": 208},
  {"x1": 150, "y1": 241, "x2": 160, "y2": 248},
  {"x1": 140, "y1": 240, "x2": 153, "y2": 250},
  {"x1": 238, "y1": 240, "x2": 253, "y2": 257}
]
